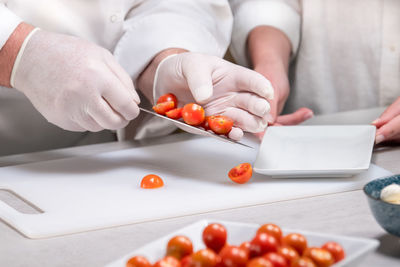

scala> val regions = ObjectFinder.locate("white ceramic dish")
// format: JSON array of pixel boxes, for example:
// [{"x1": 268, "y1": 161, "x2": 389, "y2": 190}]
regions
[
  {"x1": 106, "y1": 220, "x2": 379, "y2": 267},
  {"x1": 254, "y1": 125, "x2": 376, "y2": 178}
]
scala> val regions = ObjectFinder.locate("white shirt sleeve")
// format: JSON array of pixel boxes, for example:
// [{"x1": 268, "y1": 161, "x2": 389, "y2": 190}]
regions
[
  {"x1": 113, "y1": 0, "x2": 233, "y2": 83},
  {"x1": 0, "y1": 3, "x2": 22, "y2": 49},
  {"x1": 230, "y1": 0, "x2": 300, "y2": 67}
]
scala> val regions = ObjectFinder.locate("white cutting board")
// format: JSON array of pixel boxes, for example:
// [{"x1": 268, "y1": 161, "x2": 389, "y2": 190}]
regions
[{"x1": 0, "y1": 137, "x2": 391, "y2": 239}]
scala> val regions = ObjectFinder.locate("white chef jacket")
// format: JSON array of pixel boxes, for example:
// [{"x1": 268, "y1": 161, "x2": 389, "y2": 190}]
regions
[
  {"x1": 0, "y1": 0, "x2": 232, "y2": 156},
  {"x1": 230, "y1": 0, "x2": 400, "y2": 115}
]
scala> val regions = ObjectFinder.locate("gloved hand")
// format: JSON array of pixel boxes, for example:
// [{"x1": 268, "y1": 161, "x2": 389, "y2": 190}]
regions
[
  {"x1": 153, "y1": 52, "x2": 274, "y2": 140},
  {"x1": 12, "y1": 29, "x2": 140, "y2": 132}
]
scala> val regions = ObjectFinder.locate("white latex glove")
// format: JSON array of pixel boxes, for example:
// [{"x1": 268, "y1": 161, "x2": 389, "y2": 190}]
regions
[
  {"x1": 154, "y1": 52, "x2": 274, "y2": 140},
  {"x1": 11, "y1": 29, "x2": 140, "y2": 132}
]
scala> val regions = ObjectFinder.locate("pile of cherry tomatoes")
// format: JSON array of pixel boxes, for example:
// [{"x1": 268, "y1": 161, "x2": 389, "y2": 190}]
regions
[
  {"x1": 126, "y1": 223, "x2": 345, "y2": 267},
  {"x1": 153, "y1": 93, "x2": 234, "y2": 136}
]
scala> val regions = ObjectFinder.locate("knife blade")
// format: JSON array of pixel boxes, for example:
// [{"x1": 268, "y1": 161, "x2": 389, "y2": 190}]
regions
[{"x1": 139, "y1": 107, "x2": 253, "y2": 149}]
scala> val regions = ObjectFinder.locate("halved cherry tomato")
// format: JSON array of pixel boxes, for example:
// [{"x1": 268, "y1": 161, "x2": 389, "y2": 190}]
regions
[
  {"x1": 191, "y1": 248, "x2": 219, "y2": 267},
  {"x1": 153, "y1": 101, "x2": 175, "y2": 115},
  {"x1": 166, "y1": 108, "x2": 183, "y2": 120},
  {"x1": 126, "y1": 256, "x2": 152, "y2": 267},
  {"x1": 219, "y1": 246, "x2": 249, "y2": 267},
  {"x1": 249, "y1": 233, "x2": 279, "y2": 258},
  {"x1": 202, "y1": 223, "x2": 227, "y2": 253},
  {"x1": 281, "y1": 233, "x2": 307, "y2": 255},
  {"x1": 228, "y1": 163, "x2": 253, "y2": 184},
  {"x1": 167, "y1": 235, "x2": 193, "y2": 260},
  {"x1": 246, "y1": 257, "x2": 273, "y2": 267},
  {"x1": 302, "y1": 248, "x2": 334, "y2": 267},
  {"x1": 321, "y1": 242, "x2": 345, "y2": 263},
  {"x1": 290, "y1": 257, "x2": 316, "y2": 267},
  {"x1": 263, "y1": 252, "x2": 288, "y2": 267},
  {"x1": 277, "y1": 246, "x2": 299, "y2": 265},
  {"x1": 257, "y1": 224, "x2": 282, "y2": 243},
  {"x1": 207, "y1": 116, "x2": 234, "y2": 135},
  {"x1": 154, "y1": 256, "x2": 181, "y2": 267},
  {"x1": 158, "y1": 93, "x2": 178, "y2": 108},
  {"x1": 182, "y1": 103, "x2": 205, "y2": 126},
  {"x1": 140, "y1": 174, "x2": 164, "y2": 189}
]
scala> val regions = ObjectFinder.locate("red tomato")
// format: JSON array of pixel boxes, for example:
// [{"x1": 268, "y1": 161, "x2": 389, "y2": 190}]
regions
[
  {"x1": 154, "y1": 256, "x2": 181, "y2": 267},
  {"x1": 207, "y1": 116, "x2": 234, "y2": 135},
  {"x1": 239, "y1": 241, "x2": 251, "y2": 255},
  {"x1": 246, "y1": 257, "x2": 273, "y2": 267},
  {"x1": 157, "y1": 93, "x2": 178, "y2": 108},
  {"x1": 201, "y1": 116, "x2": 211, "y2": 131},
  {"x1": 202, "y1": 223, "x2": 227, "y2": 253},
  {"x1": 302, "y1": 248, "x2": 334, "y2": 267},
  {"x1": 126, "y1": 256, "x2": 152, "y2": 267},
  {"x1": 167, "y1": 235, "x2": 193, "y2": 260},
  {"x1": 249, "y1": 233, "x2": 279, "y2": 258},
  {"x1": 182, "y1": 103, "x2": 205, "y2": 126},
  {"x1": 321, "y1": 242, "x2": 345, "y2": 263},
  {"x1": 219, "y1": 246, "x2": 249, "y2": 267},
  {"x1": 191, "y1": 248, "x2": 219, "y2": 267},
  {"x1": 290, "y1": 257, "x2": 316, "y2": 267},
  {"x1": 153, "y1": 101, "x2": 175, "y2": 115},
  {"x1": 140, "y1": 174, "x2": 164, "y2": 189},
  {"x1": 257, "y1": 224, "x2": 282, "y2": 243},
  {"x1": 166, "y1": 108, "x2": 183, "y2": 120},
  {"x1": 228, "y1": 163, "x2": 253, "y2": 184},
  {"x1": 263, "y1": 252, "x2": 288, "y2": 267},
  {"x1": 281, "y1": 234, "x2": 307, "y2": 255},
  {"x1": 181, "y1": 256, "x2": 192, "y2": 267},
  {"x1": 277, "y1": 246, "x2": 299, "y2": 265}
]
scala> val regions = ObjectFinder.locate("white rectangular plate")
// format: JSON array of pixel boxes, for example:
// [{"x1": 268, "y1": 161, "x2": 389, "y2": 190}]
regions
[
  {"x1": 254, "y1": 125, "x2": 376, "y2": 178},
  {"x1": 106, "y1": 220, "x2": 379, "y2": 267}
]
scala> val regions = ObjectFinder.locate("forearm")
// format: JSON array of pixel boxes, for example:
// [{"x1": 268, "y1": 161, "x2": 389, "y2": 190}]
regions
[{"x1": 136, "y1": 48, "x2": 188, "y2": 103}]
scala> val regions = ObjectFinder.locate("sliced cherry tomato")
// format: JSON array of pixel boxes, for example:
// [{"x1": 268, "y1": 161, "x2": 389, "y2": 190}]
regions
[
  {"x1": 153, "y1": 101, "x2": 175, "y2": 115},
  {"x1": 249, "y1": 233, "x2": 279, "y2": 258},
  {"x1": 290, "y1": 257, "x2": 316, "y2": 267},
  {"x1": 154, "y1": 256, "x2": 181, "y2": 267},
  {"x1": 281, "y1": 233, "x2": 307, "y2": 255},
  {"x1": 191, "y1": 248, "x2": 219, "y2": 267},
  {"x1": 263, "y1": 252, "x2": 288, "y2": 267},
  {"x1": 157, "y1": 93, "x2": 178, "y2": 108},
  {"x1": 257, "y1": 224, "x2": 282, "y2": 243},
  {"x1": 182, "y1": 103, "x2": 205, "y2": 126},
  {"x1": 140, "y1": 174, "x2": 164, "y2": 189},
  {"x1": 167, "y1": 235, "x2": 193, "y2": 260},
  {"x1": 228, "y1": 163, "x2": 253, "y2": 184},
  {"x1": 219, "y1": 246, "x2": 249, "y2": 267},
  {"x1": 277, "y1": 245, "x2": 299, "y2": 265},
  {"x1": 302, "y1": 247, "x2": 334, "y2": 267},
  {"x1": 201, "y1": 116, "x2": 211, "y2": 131},
  {"x1": 126, "y1": 256, "x2": 152, "y2": 267},
  {"x1": 166, "y1": 108, "x2": 183, "y2": 120},
  {"x1": 202, "y1": 223, "x2": 227, "y2": 253},
  {"x1": 207, "y1": 116, "x2": 234, "y2": 135},
  {"x1": 246, "y1": 257, "x2": 273, "y2": 267},
  {"x1": 321, "y1": 242, "x2": 345, "y2": 263}
]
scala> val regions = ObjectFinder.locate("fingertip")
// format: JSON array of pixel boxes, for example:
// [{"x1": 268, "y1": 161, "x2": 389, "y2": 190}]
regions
[
  {"x1": 375, "y1": 134, "x2": 385, "y2": 144},
  {"x1": 228, "y1": 127, "x2": 244, "y2": 141},
  {"x1": 192, "y1": 85, "x2": 213, "y2": 104}
]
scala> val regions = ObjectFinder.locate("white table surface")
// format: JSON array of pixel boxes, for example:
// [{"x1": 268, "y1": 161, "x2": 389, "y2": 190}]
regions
[{"x1": 1, "y1": 107, "x2": 400, "y2": 267}]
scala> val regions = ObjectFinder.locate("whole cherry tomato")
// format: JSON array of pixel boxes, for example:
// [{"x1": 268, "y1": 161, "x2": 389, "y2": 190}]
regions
[
  {"x1": 246, "y1": 257, "x2": 273, "y2": 267},
  {"x1": 181, "y1": 256, "x2": 192, "y2": 267},
  {"x1": 191, "y1": 248, "x2": 219, "y2": 267},
  {"x1": 290, "y1": 257, "x2": 316, "y2": 267},
  {"x1": 202, "y1": 223, "x2": 227, "y2": 253},
  {"x1": 321, "y1": 242, "x2": 345, "y2": 263},
  {"x1": 281, "y1": 233, "x2": 307, "y2": 255},
  {"x1": 219, "y1": 246, "x2": 249, "y2": 267},
  {"x1": 154, "y1": 256, "x2": 181, "y2": 267},
  {"x1": 182, "y1": 103, "x2": 205, "y2": 126},
  {"x1": 249, "y1": 233, "x2": 279, "y2": 258},
  {"x1": 153, "y1": 101, "x2": 176, "y2": 115},
  {"x1": 167, "y1": 235, "x2": 193, "y2": 260},
  {"x1": 126, "y1": 256, "x2": 152, "y2": 267},
  {"x1": 277, "y1": 246, "x2": 299, "y2": 265},
  {"x1": 239, "y1": 241, "x2": 251, "y2": 255},
  {"x1": 228, "y1": 163, "x2": 253, "y2": 184},
  {"x1": 263, "y1": 252, "x2": 288, "y2": 267},
  {"x1": 166, "y1": 108, "x2": 183, "y2": 120},
  {"x1": 207, "y1": 116, "x2": 234, "y2": 135},
  {"x1": 140, "y1": 174, "x2": 164, "y2": 189},
  {"x1": 201, "y1": 116, "x2": 211, "y2": 131},
  {"x1": 157, "y1": 93, "x2": 178, "y2": 108},
  {"x1": 302, "y1": 248, "x2": 334, "y2": 267},
  {"x1": 257, "y1": 224, "x2": 282, "y2": 243}
]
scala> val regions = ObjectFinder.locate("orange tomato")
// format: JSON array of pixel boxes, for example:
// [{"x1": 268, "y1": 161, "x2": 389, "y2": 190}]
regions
[
  {"x1": 281, "y1": 233, "x2": 307, "y2": 255},
  {"x1": 166, "y1": 108, "x2": 183, "y2": 120},
  {"x1": 228, "y1": 163, "x2": 253, "y2": 184},
  {"x1": 256, "y1": 224, "x2": 282, "y2": 243},
  {"x1": 140, "y1": 174, "x2": 164, "y2": 189},
  {"x1": 153, "y1": 101, "x2": 175, "y2": 115},
  {"x1": 302, "y1": 248, "x2": 334, "y2": 267},
  {"x1": 207, "y1": 116, "x2": 234, "y2": 135},
  {"x1": 157, "y1": 93, "x2": 178, "y2": 108},
  {"x1": 182, "y1": 103, "x2": 205, "y2": 126},
  {"x1": 126, "y1": 256, "x2": 152, "y2": 267},
  {"x1": 167, "y1": 235, "x2": 193, "y2": 260},
  {"x1": 321, "y1": 242, "x2": 345, "y2": 263}
]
